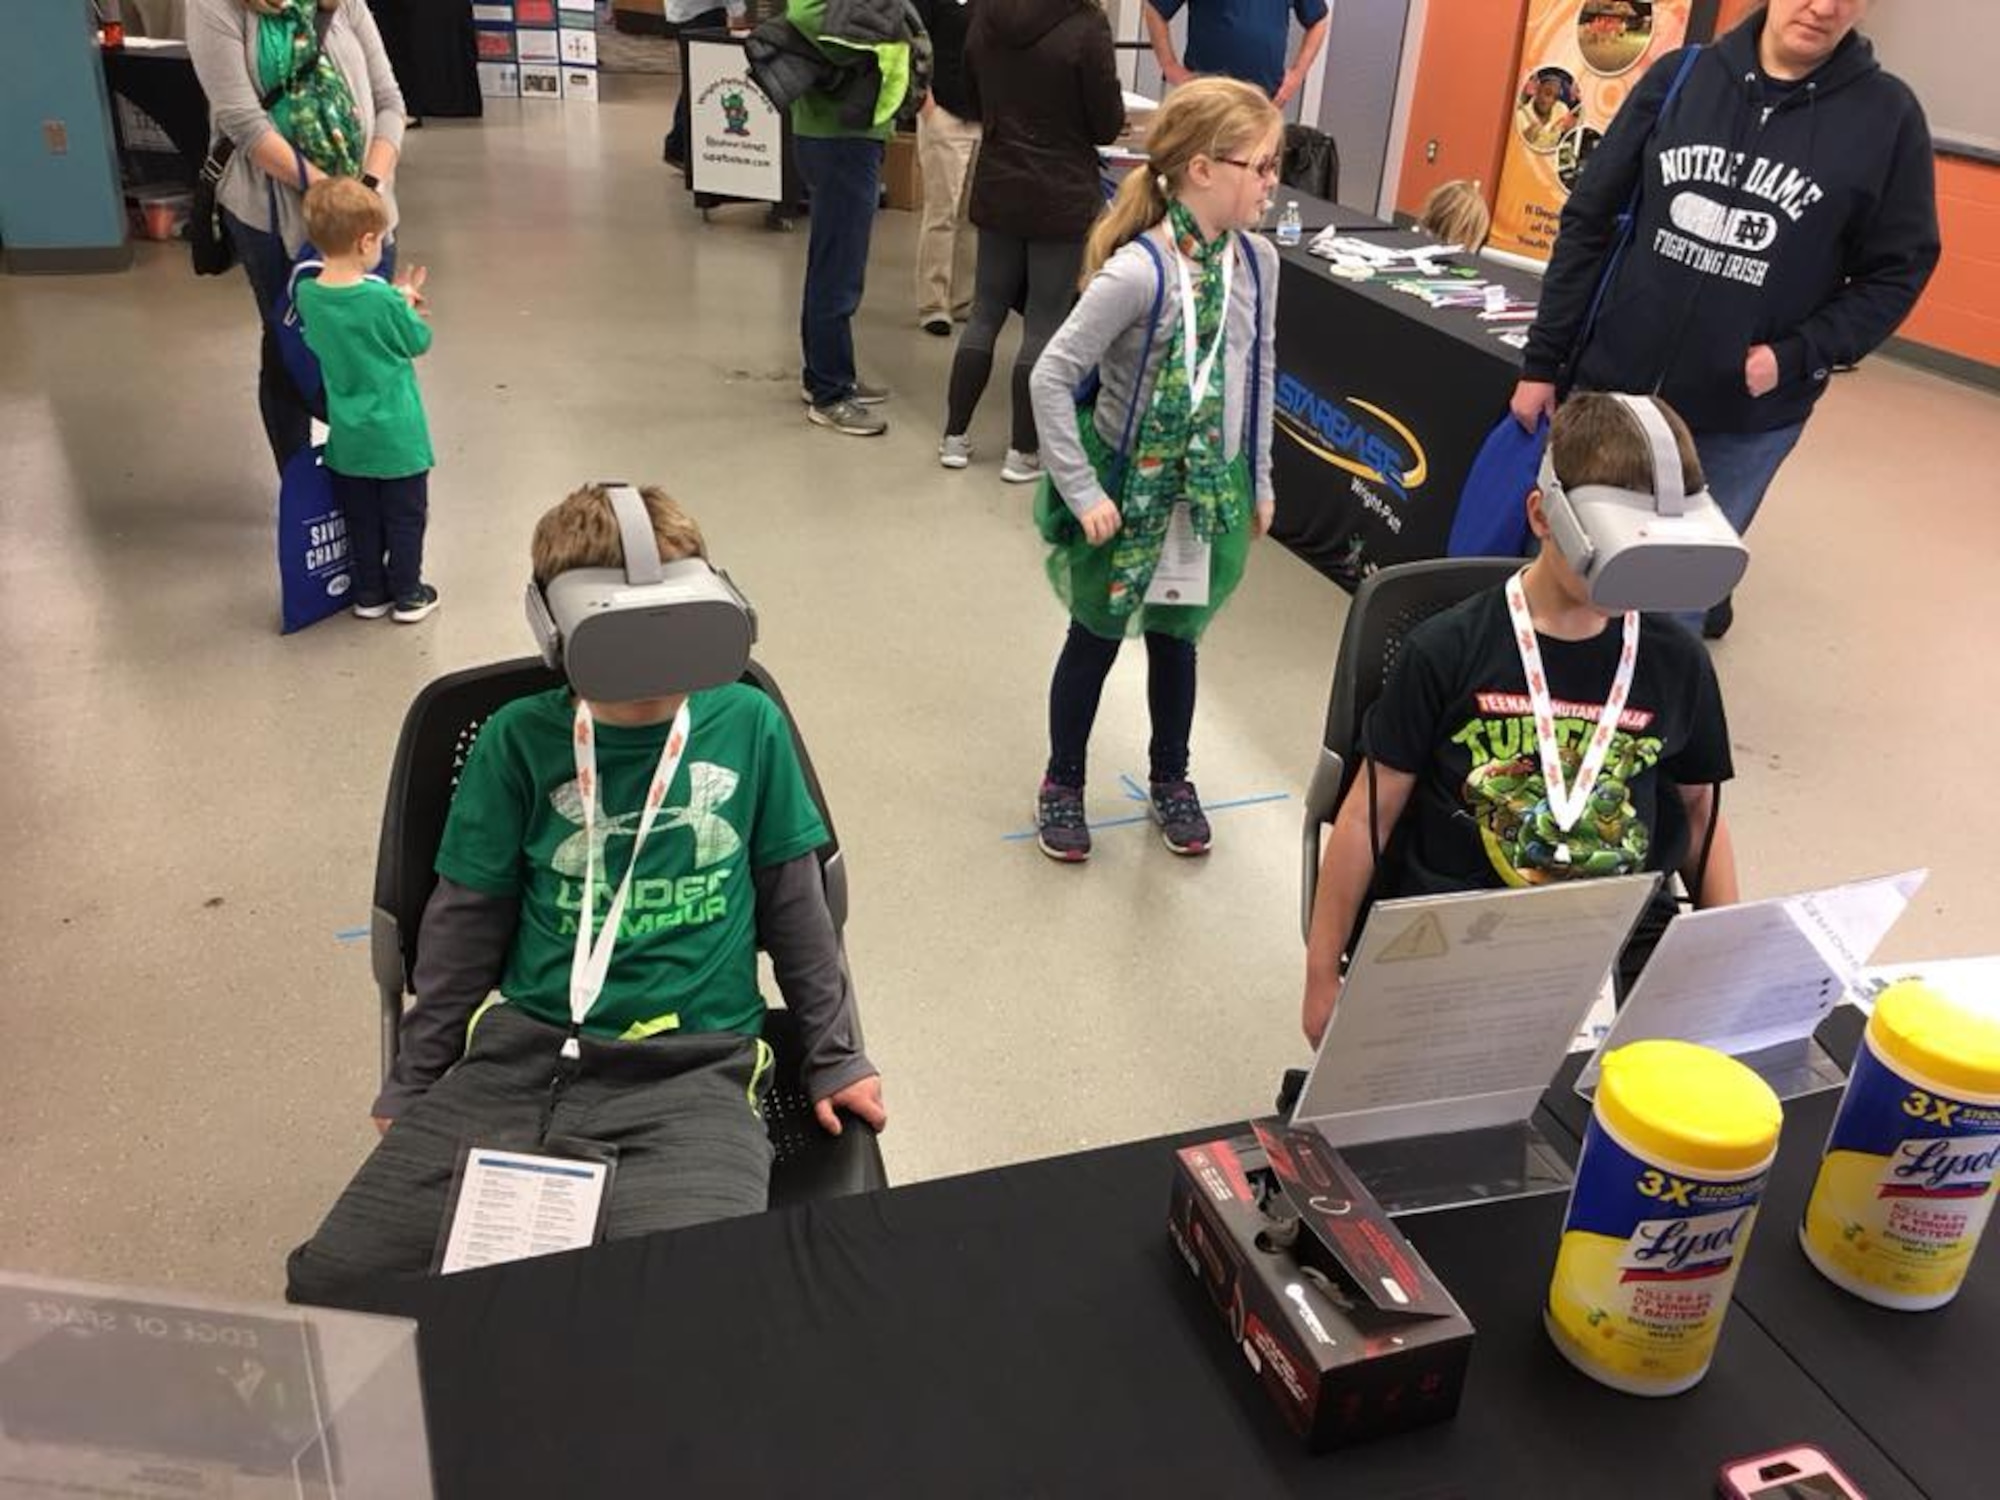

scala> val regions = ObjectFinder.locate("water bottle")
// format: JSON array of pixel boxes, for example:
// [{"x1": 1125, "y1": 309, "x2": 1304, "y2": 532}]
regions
[{"x1": 1275, "y1": 200, "x2": 1303, "y2": 248}]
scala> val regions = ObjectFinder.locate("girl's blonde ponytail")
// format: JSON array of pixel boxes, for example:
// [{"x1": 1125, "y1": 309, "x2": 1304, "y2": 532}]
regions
[{"x1": 1082, "y1": 167, "x2": 1170, "y2": 284}]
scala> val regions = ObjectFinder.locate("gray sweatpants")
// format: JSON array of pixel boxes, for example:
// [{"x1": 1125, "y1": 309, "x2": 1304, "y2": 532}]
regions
[{"x1": 287, "y1": 1005, "x2": 773, "y2": 1306}]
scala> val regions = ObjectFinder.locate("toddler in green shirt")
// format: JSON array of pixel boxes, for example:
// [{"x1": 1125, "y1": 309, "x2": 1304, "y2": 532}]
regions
[{"x1": 296, "y1": 177, "x2": 439, "y2": 623}]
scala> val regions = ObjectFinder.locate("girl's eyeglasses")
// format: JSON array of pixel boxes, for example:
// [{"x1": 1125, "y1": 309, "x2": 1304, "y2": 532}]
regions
[{"x1": 1215, "y1": 155, "x2": 1282, "y2": 181}]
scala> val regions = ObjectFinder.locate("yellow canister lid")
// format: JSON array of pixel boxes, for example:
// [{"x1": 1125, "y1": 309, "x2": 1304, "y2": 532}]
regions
[
  {"x1": 1598, "y1": 1039, "x2": 1782, "y2": 1176},
  {"x1": 1871, "y1": 980, "x2": 2000, "y2": 1101}
]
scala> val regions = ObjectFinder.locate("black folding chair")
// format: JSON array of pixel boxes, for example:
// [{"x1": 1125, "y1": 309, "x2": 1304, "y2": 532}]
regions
[
  {"x1": 1298, "y1": 558, "x2": 1523, "y2": 945},
  {"x1": 367, "y1": 657, "x2": 886, "y2": 1209}
]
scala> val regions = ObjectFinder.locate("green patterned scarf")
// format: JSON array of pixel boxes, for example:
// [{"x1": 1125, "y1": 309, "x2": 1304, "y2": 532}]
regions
[
  {"x1": 1104, "y1": 201, "x2": 1240, "y2": 617},
  {"x1": 258, "y1": 0, "x2": 363, "y2": 180}
]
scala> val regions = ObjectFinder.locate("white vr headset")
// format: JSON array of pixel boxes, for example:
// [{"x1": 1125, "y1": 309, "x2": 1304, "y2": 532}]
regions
[
  {"x1": 1537, "y1": 393, "x2": 1749, "y2": 613},
  {"x1": 524, "y1": 483, "x2": 756, "y2": 701}
]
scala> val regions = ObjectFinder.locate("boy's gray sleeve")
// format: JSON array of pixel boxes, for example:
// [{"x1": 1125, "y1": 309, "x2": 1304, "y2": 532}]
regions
[
  {"x1": 371, "y1": 877, "x2": 517, "y2": 1119},
  {"x1": 754, "y1": 855, "x2": 877, "y2": 1103},
  {"x1": 1028, "y1": 247, "x2": 1162, "y2": 520}
]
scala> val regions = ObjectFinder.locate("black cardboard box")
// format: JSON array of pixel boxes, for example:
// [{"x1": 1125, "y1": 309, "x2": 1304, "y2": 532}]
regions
[{"x1": 1168, "y1": 1120, "x2": 1474, "y2": 1450}]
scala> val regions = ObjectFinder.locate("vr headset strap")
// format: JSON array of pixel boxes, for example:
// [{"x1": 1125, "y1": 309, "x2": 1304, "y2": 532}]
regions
[
  {"x1": 606, "y1": 484, "x2": 665, "y2": 584},
  {"x1": 1610, "y1": 393, "x2": 1689, "y2": 517}
]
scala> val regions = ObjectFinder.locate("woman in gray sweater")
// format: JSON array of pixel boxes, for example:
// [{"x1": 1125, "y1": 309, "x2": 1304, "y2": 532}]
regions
[{"x1": 189, "y1": 0, "x2": 408, "y2": 472}]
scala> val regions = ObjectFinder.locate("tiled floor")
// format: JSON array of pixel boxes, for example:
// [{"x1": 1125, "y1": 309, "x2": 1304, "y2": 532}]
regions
[{"x1": 1, "y1": 77, "x2": 1995, "y2": 1300}]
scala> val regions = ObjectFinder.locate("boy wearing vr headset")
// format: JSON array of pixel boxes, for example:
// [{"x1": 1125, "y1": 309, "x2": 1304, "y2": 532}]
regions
[
  {"x1": 1301, "y1": 393, "x2": 1740, "y2": 1049},
  {"x1": 287, "y1": 485, "x2": 884, "y2": 1303}
]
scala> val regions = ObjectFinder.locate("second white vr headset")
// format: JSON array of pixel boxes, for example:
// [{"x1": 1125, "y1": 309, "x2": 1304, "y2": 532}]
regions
[
  {"x1": 1538, "y1": 393, "x2": 1749, "y2": 614},
  {"x1": 524, "y1": 483, "x2": 756, "y2": 701}
]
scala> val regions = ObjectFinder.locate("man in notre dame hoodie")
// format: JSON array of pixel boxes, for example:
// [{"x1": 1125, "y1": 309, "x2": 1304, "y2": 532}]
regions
[{"x1": 1512, "y1": 1, "x2": 1939, "y2": 637}]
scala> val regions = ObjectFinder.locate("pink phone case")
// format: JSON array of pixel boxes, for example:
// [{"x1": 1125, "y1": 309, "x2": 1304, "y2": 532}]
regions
[{"x1": 1717, "y1": 1445, "x2": 1864, "y2": 1500}]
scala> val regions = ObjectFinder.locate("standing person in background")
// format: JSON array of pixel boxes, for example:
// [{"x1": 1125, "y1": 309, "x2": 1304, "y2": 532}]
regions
[
  {"x1": 189, "y1": 0, "x2": 409, "y2": 474},
  {"x1": 1141, "y1": 0, "x2": 1327, "y2": 109},
  {"x1": 1511, "y1": 0, "x2": 1938, "y2": 640},
  {"x1": 938, "y1": 0, "x2": 1123, "y2": 481},
  {"x1": 663, "y1": 0, "x2": 752, "y2": 174},
  {"x1": 911, "y1": 0, "x2": 980, "y2": 337},
  {"x1": 1026, "y1": 79, "x2": 1281, "y2": 863},
  {"x1": 786, "y1": 0, "x2": 916, "y2": 437}
]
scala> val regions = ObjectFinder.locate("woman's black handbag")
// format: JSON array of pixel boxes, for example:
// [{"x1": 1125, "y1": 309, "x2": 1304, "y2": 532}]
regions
[{"x1": 190, "y1": 142, "x2": 239, "y2": 276}]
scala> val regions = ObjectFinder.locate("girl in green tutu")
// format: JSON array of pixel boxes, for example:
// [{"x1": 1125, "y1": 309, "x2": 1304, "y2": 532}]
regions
[{"x1": 1026, "y1": 78, "x2": 1282, "y2": 862}]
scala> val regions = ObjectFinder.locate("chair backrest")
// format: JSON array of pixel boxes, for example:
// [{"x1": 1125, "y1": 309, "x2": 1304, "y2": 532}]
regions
[
  {"x1": 370, "y1": 657, "x2": 845, "y2": 1014},
  {"x1": 1299, "y1": 558, "x2": 1521, "y2": 946},
  {"x1": 1321, "y1": 558, "x2": 1524, "y2": 794}
]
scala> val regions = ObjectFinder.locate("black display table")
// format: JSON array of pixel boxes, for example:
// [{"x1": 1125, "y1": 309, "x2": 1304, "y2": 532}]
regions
[
  {"x1": 1259, "y1": 191, "x2": 1397, "y2": 236},
  {"x1": 1270, "y1": 237, "x2": 1542, "y2": 589},
  {"x1": 366, "y1": 0, "x2": 482, "y2": 120},
  {"x1": 354, "y1": 1116, "x2": 1925, "y2": 1499},
  {"x1": 1545, "y1": 1006, "x2": 1993, "y2": 1500},
  {"x1": 100, "y1": 43, "x2": 209, "y2": 185}
]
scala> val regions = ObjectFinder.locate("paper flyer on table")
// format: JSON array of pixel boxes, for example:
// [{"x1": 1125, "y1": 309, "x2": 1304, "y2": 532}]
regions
[
  {"x1": 1854, "y1": 955, "x2": 2000, "y2": 1016},
  {"x1": 1295, "y1": 876, "x2": 1656, "y2": 1147},
  {"x1": 1578, "y1": 869, "x2": 1926, "y2": 1089}
]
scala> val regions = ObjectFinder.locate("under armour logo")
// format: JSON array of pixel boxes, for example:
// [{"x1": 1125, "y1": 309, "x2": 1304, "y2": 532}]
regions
[
  {"x1": 657, "y1": 762, "x2": 741, "y2": 868},
  {"x1": 549, "y1": 762, "x2": 742, "y2": 879}
]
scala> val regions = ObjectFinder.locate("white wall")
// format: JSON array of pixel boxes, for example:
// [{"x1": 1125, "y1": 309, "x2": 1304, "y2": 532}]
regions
[{"x1": 1863, "y1": 0, "x2": 2000, "y2": 153}]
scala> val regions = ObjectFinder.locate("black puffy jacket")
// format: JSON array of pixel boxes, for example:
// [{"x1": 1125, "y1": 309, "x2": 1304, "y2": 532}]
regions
[{"x1": 964, "y1": 0, "x2": 1124, "y2": 240}]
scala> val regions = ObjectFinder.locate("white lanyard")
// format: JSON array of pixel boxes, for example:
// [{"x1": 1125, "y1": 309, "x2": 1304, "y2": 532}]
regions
[
  {"x1": 1504, "y1": 569, "x2": 1641, "y2": 843},
  {"x1": 1172, "y1": 233, "x2": 1233, "y2": 408},
  {"x1": 565, "y1": 699, "x2": 693, "y2": 1059}
]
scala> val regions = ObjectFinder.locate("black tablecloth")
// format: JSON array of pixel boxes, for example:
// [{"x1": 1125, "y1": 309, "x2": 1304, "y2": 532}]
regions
[
  {"x1": 101, "y1": 46, "x2": 210, "y2": 184},
  {"x1": 1544, "y1": 1006, "x2": 1991, "y2": 1500},
  {"x1": 357, "y1": 1123, "x2": 1922, "y2": 1499},
  {"x1": 1270, "y1": 238, "x2": 1541, "y2": 590},
  {"x1": 366, "y1": 0, "x2": 482, "y2": 119},
  {"x1": 1260, "y1": 191, "x2": 1396, "y2": 236}
]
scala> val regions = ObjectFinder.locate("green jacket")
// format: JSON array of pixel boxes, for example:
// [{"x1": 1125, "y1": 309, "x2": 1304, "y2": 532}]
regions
[{"x1": 786, "y1": 0, "x2": 910, "y2": 140}]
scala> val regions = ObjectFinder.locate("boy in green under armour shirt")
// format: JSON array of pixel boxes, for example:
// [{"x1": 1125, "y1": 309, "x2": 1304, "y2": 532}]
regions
[
  {"x1": 287, "y1": 485, "x2": 886, "y2": 1307},
  {"x1": 296, "y1": 176, "x2": 439, "y2": 623}
]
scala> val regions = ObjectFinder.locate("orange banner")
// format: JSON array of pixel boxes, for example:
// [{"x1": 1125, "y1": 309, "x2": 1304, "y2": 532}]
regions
[{"x1": 1489, "y1": 0, "x2": 1693, "y2": 263}]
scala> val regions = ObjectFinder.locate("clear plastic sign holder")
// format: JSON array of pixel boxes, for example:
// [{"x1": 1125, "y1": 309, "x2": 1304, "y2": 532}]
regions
[
  {"x1": 1574, "y1": 869, "x2": 1927, "y2": 1107},
  {"x1": 0, "y1": 1272, "x2": 433, "y2": 1499},
  {"x1": 1292, "y1": 876, "x2": 1660, "y2": 1215}
]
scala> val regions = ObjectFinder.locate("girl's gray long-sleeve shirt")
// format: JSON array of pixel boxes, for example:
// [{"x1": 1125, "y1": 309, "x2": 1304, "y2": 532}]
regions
[
  {"x1": 1029, "y1": 227, "x2": 1279, "y2": 519},
  {"x1": 188, "y1": 0, "x2": 407, "y2": 254},
  {"x1": 373, "y1": 857, "x2": 876, "y2": 1119}
]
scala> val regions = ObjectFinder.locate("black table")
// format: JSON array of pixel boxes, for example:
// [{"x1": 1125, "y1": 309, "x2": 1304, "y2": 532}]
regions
[
  {"x1": 356, "y1": 1122, "x2": 1923, "y2": 1498},
  {"x1": 366, "y1": 0, "x2": 482, "y2": 119},
  {"x1": 1270, "y1": 236, "x2": 1542, "y2": 589},
  {"x1": 1260, "y1": 191, "x2": 1398, "y2": 236},
  {"x1": 100, "y1": 42, "x2": 209, "y2": 185},
  {"x1": 1544, "y1": 1006, "x2": 1992, "y2": 1500}
]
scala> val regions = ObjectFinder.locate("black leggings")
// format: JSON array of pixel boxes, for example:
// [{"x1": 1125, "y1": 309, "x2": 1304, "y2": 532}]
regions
[
  {"x1": 1046, "y1": 622, "x2": 1197, "y2": 788},
  {"x1": 945, "y1": 230, "x2": 1084, "y2": 454}
]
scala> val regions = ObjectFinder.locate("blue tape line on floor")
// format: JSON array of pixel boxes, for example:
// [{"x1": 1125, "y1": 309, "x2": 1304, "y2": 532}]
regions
[
  {"x1": 1003, "y1": 780, "x2": 1290, "y2": 842},
  {"x1": 335, "y1": 925, "x2": 369, "y2": 943}
]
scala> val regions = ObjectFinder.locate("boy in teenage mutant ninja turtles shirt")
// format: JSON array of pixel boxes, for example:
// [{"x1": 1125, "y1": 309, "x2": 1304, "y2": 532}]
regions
[
  {"x1": 1302, "y1": 393, "x2": 1740, "y2": 1049},
  {"x1": 288, "y1": 485, "x2": 884, "y2": 1305}
]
